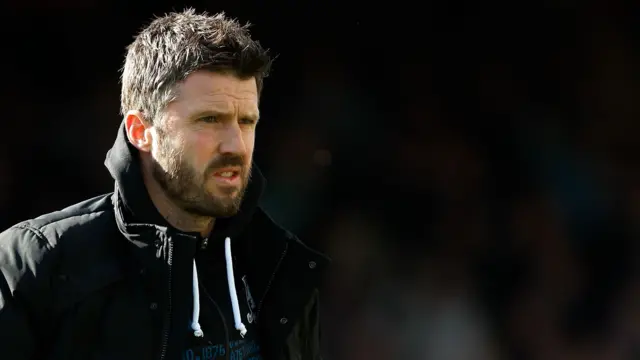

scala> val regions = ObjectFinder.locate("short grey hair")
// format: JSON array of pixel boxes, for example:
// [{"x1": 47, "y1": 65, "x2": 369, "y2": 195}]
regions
[{"x1": 120, "y1": 8, "x2": 273, "y2": 124}]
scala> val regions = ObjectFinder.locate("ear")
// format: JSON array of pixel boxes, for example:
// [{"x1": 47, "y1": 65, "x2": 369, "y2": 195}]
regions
[{"x1": 125, "y1": 111, "x2": 153, "y2": 153}]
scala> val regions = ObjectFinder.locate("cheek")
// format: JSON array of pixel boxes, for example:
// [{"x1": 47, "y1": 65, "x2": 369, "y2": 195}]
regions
[
  {"x1": 153, "y1": 137, "x2": 179, "y2": 168},
  {"x1": 190, "y1": 133, "x2": 217, "y2": 169},
  {"x1": 243, "y1": 132, "x2": 256, "y2": 159}
]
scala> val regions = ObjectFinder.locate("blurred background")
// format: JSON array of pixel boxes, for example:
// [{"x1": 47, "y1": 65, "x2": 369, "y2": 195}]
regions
[{"x1": 2, "y1": 1, "x2": 640, "y2": 359}]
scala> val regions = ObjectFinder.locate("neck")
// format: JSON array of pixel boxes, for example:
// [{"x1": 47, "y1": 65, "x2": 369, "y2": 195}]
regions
[{"x1": 141, "y1": 164, "x2": 214, "y2": 238}]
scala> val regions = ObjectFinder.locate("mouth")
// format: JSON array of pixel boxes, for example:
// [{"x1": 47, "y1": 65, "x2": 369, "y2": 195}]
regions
[{"x1": 211, "y1": 167, "x2": 242, "y2": 186}]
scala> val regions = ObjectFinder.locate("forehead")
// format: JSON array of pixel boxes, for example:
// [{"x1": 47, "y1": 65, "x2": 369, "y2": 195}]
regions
[{"x1": 167, "y1": 70, "x2": 259, "y2": 118}]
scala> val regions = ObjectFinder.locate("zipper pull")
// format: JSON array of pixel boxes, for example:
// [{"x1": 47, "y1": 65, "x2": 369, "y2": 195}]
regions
[{"x1": 200, "y1": 237, "x2": 209, "y2": 250}]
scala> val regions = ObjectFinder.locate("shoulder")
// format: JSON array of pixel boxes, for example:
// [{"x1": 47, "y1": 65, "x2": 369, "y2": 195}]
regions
[
  {"x1": 22, "y1": 193, "x2": 116, "y2": 241},
  {"x1": 252, "y1": 206, "x2": 331, "y2": 269},
  {"x1": 0, "y1": 193, "x2": 123, "y2": 316},
  {"x1": 0, "y1": 192, "x2": 117, "y2": 274}
]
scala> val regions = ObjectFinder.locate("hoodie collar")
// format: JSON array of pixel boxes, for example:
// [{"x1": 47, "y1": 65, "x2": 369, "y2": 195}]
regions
[{"x1": 104, "y1": 121, "x2": 266, "y2": 240}]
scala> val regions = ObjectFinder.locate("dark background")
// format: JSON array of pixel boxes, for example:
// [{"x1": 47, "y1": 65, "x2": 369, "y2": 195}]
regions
[{"x1": 2, "y1": 1, "x2": 640, "y2": 359}]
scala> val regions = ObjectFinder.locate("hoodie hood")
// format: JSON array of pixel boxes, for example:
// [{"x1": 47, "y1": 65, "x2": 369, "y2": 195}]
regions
[{"x1": 104, "y1": 121, "x2": 266, "y2": 239}]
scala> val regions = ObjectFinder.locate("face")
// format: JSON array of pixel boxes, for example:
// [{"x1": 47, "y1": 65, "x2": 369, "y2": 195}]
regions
[{"x1": 148, "y1": 71, "x2": 259, "y2": 218}]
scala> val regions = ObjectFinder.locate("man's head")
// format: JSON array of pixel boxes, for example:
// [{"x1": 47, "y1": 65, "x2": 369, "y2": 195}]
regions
[{"x1": 121, "y1": 9, "x2": 272, "y2": 219}]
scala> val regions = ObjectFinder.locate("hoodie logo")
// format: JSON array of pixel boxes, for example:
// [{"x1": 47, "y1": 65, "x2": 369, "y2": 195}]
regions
[{"x1": 242, "y1": 275, "x2": 256, "y2": 323}]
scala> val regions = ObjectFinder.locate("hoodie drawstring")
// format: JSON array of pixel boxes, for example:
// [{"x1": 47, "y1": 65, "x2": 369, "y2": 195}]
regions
[
  {"x1": 191, "y1": 259, "x2": 204, "y2": 337},
  {"x1": 191, "y1": 236, "x2": 248, "y2": 338},
  {"x1": 224, "y1": 236, "x2": 248, "y2": 337}
]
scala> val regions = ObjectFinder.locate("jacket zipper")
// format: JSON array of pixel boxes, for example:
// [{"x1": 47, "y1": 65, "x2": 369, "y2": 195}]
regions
[
  {"x1": 199, "y1": 236, "x2": 231, "y2": 358},
  {"x1": 159, "y1": 240, "x2": 174, "y2": 360},
  {"x1": 202, "y1": 285, "x2": 231, "y2": 359},
  {"x1": 254, "y1": 242, "x2": 289, "y2": 323}
]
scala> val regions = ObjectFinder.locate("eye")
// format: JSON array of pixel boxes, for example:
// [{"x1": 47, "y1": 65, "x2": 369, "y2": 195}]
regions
[
  {"x1": 199, "y1": 115, "x2": 219, "y2": 123},
  {"x1": 239, "y1": 118, "x2": 257, "y2": 125}
]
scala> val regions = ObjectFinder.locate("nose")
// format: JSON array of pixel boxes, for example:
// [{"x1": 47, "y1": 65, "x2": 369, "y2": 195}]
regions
[{"x1": 218, "y1": 123, "x2": 246, "y2": 156}]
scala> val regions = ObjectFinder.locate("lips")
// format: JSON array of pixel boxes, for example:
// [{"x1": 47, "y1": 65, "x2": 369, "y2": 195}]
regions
[
  {"x1": 215, "y1": 170, "x2": 238, "y2": 178},
  {"x1": 211, "y1": 167, "x2": 241, "y2": 186}
]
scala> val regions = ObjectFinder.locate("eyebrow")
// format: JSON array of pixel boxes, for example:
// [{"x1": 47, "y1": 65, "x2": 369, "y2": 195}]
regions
[{"x1": 191, "y1": 109, "x2": 260, "y2": 121}]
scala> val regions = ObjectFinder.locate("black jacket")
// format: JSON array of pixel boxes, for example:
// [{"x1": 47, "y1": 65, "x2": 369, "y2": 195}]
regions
[{"x1": 0, "y1": 123, "x2": 329, "y2": 360}]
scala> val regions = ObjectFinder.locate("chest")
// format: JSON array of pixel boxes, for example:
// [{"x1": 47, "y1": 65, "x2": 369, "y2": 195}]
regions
[{"x1": 183, "y1": 271, "x2": 263, "y2": 360}]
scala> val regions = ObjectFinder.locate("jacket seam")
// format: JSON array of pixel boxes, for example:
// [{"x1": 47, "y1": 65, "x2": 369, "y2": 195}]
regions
[
  {"x1": 12, "y1": 224, "x2": 54, "y2": 250},
  {"x1": 38, "y1": 211, "x2": 109, "y2": 231},
  {"x1": 13, "y1": 209, "x2": 110, "y2": 250}
]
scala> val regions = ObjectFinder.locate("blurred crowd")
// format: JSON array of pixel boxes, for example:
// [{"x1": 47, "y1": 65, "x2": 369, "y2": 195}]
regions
[{"x1": 1, "y1": 2, "x2": 639, "y2": 359}]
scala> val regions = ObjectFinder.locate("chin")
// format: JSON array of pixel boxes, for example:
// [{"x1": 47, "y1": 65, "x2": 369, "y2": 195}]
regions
[
  {"x1": 213, "y1": 203, "x2": 242, "y2": 218},
  {"x1": 210, "y1": 191, "x2": 242, "y2": 206},
  {"x1": 213, "y1": 189, "x2": 240, "y2": 200}
]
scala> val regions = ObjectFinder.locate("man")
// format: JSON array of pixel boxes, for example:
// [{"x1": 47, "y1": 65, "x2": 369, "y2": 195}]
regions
[{"x1": 0, "y1": 9, "x2": 328, "y2": 360}]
